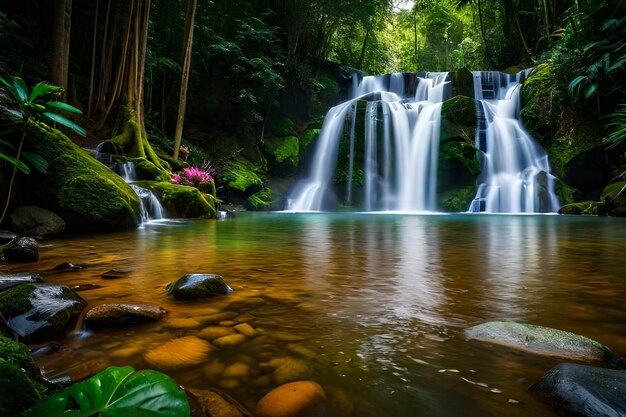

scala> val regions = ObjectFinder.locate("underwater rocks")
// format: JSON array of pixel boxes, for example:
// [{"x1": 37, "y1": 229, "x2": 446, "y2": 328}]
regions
[
  {"x1": 188, "y1": 388, "x2": 253, "y2": 417},
  {"x1": 465, "y1": 321, "x2": 607, "y2": 361},
  {"x1": 166, "y1": 274, "x2": 233, "y2": 300},
  {"x1": 144, "y1": 336, "x2": 214, "y2": 371},
  {"x1": 531, "y1": 363, "x2": 626, "y2": 417},
  {"x1": 255, "y1": 381, "x2": 328, "y2": 417},
  {"x1": 3, "y1": 236, "x2": 39, "y2": 263},
  {"x1": 85, "y1": 303, "x2": 166, "y2": 327},
  {"x1": 0, "y1": 283, "x2": 86, "y2": 342}
]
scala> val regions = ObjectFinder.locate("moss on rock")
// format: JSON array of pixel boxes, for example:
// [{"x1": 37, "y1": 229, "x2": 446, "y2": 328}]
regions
[
  {"x1": 441, "y1": 186, "x2": 477, "y2": 212},
  {"x1": 263, "y1": 135, "x2": 299, "y2": 174},
  {"x1": 220, "y1": 157, "x2": 265, "y2": 193},
  {"x1": 440, "y1": 96, "x2": 477, "y2": 142},
  {"x1": 135, "y1": 158, "x2": 171, "y2": 182},
  {"x1": 19, "y1": 122, "x2": 141, "y2": 232},
  {"x1": 0, "y1": 283, "x2": 35, "y2": 318},
  {"x1": 0, "y1": 335, "x2": 38, "y2": 375},
  {"x1": 245, "y1": 188, "x2": 273, "y2": 210},
  {"x1": 0, "y1": 358, "x2": 41, "y2": 417},
  {"x1": 266, "y1": 115, "x2": 296, "y2": 137},
  {"x1": 135, "y1": 181, "x2": 216, "y2": 219}
]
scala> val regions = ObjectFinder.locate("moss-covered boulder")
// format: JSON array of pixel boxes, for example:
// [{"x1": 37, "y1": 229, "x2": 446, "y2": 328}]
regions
[
  {"x1": 263, "y1": 135, "x2": 299, "y2": 175},
  {"x1": 135, "y1": 181, "x2": 217, "y2": 219},
  {"x1": 440, "y1": 186, "x2": 477, "y2": 212},
  {"x1": 451, "y1": 68, "x2": 474, "y2": 100},
  {"x1": 166, "y1": 274, "x2": 232, "y2": 300},
  {"x1": 0, "y1": 283, "x2": 86, "y2": 342},
  {"x1": 16, "y1": 122, "x2": 141, "y2": 233},
  {"x1": 0, "y1": 335, "x2": 42, "y2": 417},
  {"x1": 466, "y1": 321, "x2": 609, "y2": 361},
  {"x1": 266, "y1": 114, "x2": 297, "y2": 138},
  {"x1": 440, "y1": 95, "x2": 477, "y2": 142}
]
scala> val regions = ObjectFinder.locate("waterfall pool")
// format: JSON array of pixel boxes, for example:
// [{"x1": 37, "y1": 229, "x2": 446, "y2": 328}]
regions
[{"x1": 6, "y1": 213, "x2": 625, "y2": 417}]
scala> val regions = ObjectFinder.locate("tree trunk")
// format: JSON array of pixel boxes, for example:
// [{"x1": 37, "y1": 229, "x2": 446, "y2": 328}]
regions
[
  {"x1": 173, "y1": 0, "x2": 197, "y2": 161},
  {"x1": 51, "y1": 0, "x2": 72, "y2": 96},
  {"x1": 477, "y1": 0, "x2": 489, "y2": 55},
  {"x1": 413, "y1": 10, "x2": 418, "y2": 71},
  {"x1": 542, "y1": 0, "x2": 551, "y2": 35},
  {"x1": 356, "y1": 25, "x2": 371, "y2": 70},
  {"x1": 88, "y1": 0, "x2": 100, "y2": 118}
]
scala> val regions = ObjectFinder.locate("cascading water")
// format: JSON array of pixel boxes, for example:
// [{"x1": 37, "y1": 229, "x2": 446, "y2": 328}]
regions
[
  {"x1": 116, "y1": 161, "x2": 165, "y2": 222},
  {"x1": 287, "y1": 72, "x2": 449, "y2": 212},
  {"x1": 469, "y1": 70, "x2": 560, "y2": 213}
]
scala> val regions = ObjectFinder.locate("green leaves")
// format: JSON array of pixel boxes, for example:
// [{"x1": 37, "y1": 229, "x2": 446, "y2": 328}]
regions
[
  {"x1": 24, "y1": 366, "x2": 190, "y2": 417},
  {"x1": 42, "y1": 111, "x2": 87, "y2": 136}
]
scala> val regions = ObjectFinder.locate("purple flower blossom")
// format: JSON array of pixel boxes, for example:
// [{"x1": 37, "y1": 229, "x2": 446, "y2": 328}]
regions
[{"x1": 171, "y1": 162, "x2": 215, "y2": 191}]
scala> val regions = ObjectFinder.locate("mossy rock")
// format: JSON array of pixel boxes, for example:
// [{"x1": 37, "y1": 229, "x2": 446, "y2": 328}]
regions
[
  {"x1": 555, "y1": 179, "x2": 580, "y2": 206},
  {"x1": 440, "y1": 96, "x2": 477, "y2": 142},
  {"x1": 0, "y1": 283, "x2": 35, "y2": 318},
  {"x1": 520, "y1": 63, "x2": 557, "y2": 145},
  {"x1": 302, "y1": 127, "x2": 321, "y2": 150},
  {"x1": 0, "y1": 335, "x2": 39, "y2": 376},
  {"x1": 452, "y1": 68, "x2": 474, "y2": 98},
  {"x1": 135, "y1": 181, "x2": 216, "y2": 219},
  {"x1": 135, "y1": 158, "x2": 171, "y2": 182},
  {"x1": 558, "y1": 201, "x2": 598, "y2": 215},
  {"x1": 263, "y1": 136, "x2": 299, "y2": 174},
  {"x1": 441, "y1": 186, "x2": 477, "y2": 212},
  {"x1": 315, "y1": 69, "x2": 341, "y2": 107},
  {"x1": 166, "y1": 274, "x2": 232, "y2": 300},
  {"x1": 17, "y1": 122, "x2": 141, "y2": 233},
  {"x1": 220, "y1": 157, "x2": 265, "y2": 193},
  {"x1": 265, "y1": 114, "x2": 297, "y2": 137},
  {"x1": 0, "y1": 358, "x2": 41, "y2": 417},
  {"x1": 245, "y1": 188, "x2": 273, "y2": 211}
]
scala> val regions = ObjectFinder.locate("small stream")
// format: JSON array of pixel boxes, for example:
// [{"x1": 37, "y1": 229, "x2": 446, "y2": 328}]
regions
[{"x1": 3, "y1": 213, "x2": 626, "y2": 417}]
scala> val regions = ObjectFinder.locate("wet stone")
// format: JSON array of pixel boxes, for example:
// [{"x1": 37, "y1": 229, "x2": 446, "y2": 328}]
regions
[
  {"x1": 85, "y1": 303, "x2": 166, "y2": 327},
  {"x1": 188, "y1": 388, "x2": 253, "y2": 417},
  {"x1": 255, "y1": 381, "x2": 328, "y2": 417},
  {"x1": 3, "y1": 237, "x2": 39, "y2": 263},
  {"x1": 144, "y1": 336, "x2": 213, "y2": 370},
  {"x1": 223, "y1": 362, "x2": 252, "y2": 379},
  {"x1": 220, "y1": 320, "x2": 238, "y2": 326},
  {"x1": 166, "y1": 274, "x2": 233, "y2": 300},
  {"x1": 101, "y1": 269, "x2": 132, "y2": 279},
  {"x1": 234, "y1": 323, "x2": 257, "y2": 337},
  {"x1": 213, "y1": 333, "x2": 247, "y2": 348},
  {"x1": 52, "y1": 262, "x2": 84, "y2": 271},
  {"x1": 198, "y1": 326, "x2": 237, "y2": 341}
]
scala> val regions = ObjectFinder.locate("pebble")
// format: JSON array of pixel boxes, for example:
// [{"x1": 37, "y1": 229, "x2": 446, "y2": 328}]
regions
[
  {"x1": 223, "y1": 362, "x2": 252, "y2": 379},
  {"x1": 255, "y1": 381, "x2": 327, "y2": 417},
  {"x1": 213, "y1": 333, "x2": 247, "y2": 348},
  {"x1": 198, "y1": 326, "x2": 237, "y2": 340},
  {"x1": 234, "y1": 323, "x2": 257, "y2": 337}
]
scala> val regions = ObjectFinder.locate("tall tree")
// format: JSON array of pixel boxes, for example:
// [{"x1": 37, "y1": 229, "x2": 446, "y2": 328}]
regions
[
  {"x1": 51, "y1": 0, "x2": 72, "y2": 96},
  {"x1": 173, "y1": 0, "x2": 197, "y2": 161}
]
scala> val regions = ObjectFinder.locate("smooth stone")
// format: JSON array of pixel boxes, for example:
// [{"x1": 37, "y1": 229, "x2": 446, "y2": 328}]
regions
[
  {"x1": 144, "y1": 336, "x2": 213, "y2": 370},
  {"x1": 3, "y1": 237, "x2": 39, "y2": 263},
  {"x1": 188, "y1": 388, "x2": 253, "y2": 417},
  {"x1": 101, "y1": 269, "x2": 132, "y2": 279},
  {"x1": 204, "y1": 359, "x2": 226, "y2": 379},
  {"x1": 268, "y1": 357, "x2": 313, "y2": 385},
  {"x1": 530, "y1": 363, "x2": 626, "y2": 417},
  {"x1": 0, "y1": 283, "x2": 86, "y2": 342},
  {"x1": 465, "y1": 321, "x2": 607, "y2": 361},
  {"x1": 70, "y1": 283, "x2": 103, "y2": 292},
  {"x1": 223, "y1": 362, "x2": 252, "y2": 379},
  {"x1": 198, "y1": 326, "x2": 237, "y2": 341},
  {"x1": 51, "y1": 262, "x2": 84, "y2": 271},
  {"x1": 255, "y1": 381, "x2": 328, "y2": 417},
  {"x1": 166, "y1": 317, "x2": 202, "y2": 329},
  {"x1": 201, "y1": 311, "x2": 238, "y2": 323},
  {"x1": 219, "y1": 320, "x2": 238, "y2": 326},
  {"x1": 234, "y1": 323, "x2": 257, "y2": 337},
  {"x1": 85, "y1": 303, "x2": 166, "y2": 327},
  {"x1": 110, "y1": 346, "x2": 144, "y2": 359},
  {"x1": 11, "y1": 205, "x2": 65, "y2": 238},
  {"x1": 0, "y1": 272, "x2": 43, "y2": 291},
  {"x1": 219, "y1": 379, "x2": 240, "y2": 390},
  {"x1": 234, "y1": 313, "x2": 255, "y2": 323},
  {"x1": 287, "y1": 344, "x2": 318, "y2": 359},
  {"x1": 213, "y1": 333, "x2": 247, "y2": 348},
  {"x1": 272, "y1": 331, "x2": 308, "y2": 342},
  {"x1": 166, "y1": 274, "x2": 233, "y2": 300}
]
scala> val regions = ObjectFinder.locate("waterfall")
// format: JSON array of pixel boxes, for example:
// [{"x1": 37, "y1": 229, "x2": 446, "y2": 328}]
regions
[
  {"x1": 469, "y1": 70, "x2": 560, "y2": 213},
  {"x1": 287, "y1": 72, "x2": 449, "y2": 212},
  {"x1": 116, "y1": 161, "x2": 165, "y2": 222}
]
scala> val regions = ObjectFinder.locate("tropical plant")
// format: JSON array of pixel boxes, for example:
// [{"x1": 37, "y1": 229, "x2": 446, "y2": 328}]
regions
[
  {"x1": 0, "y1": 75, "x2": 86, "y2": 224},
  {"x1": 603, "y1": 104, "x2": 626, "y2": 149},
  {"x1": 24, "y1": 366, "x2": 190, "y2": 417}
]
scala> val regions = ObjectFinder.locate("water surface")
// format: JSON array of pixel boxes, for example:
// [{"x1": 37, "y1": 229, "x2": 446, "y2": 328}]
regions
[{"x1": 5, "y1": 213, "x2": 626, "y2": 417}]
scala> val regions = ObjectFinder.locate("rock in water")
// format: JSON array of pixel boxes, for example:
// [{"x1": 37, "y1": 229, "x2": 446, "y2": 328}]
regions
[
  {"x1": 85, "y1": 303, "x2": 166, "y2": 327},
  {"x1": 465, "y1": 321, "x2": 607, "y2": 361},
  {"x1": 255, "y1": 381, "x2": 328, "y2": 417},
  {"x1": 530, "y1": 363, "x2": 626, "y2": 417},
  {"x1": 0, "y1": 283, "x2": 86, "y2": 342},
  {"x1": 0, "y1": 273, "x2": 43, "y2": 291},
  {"x1": 11, "y1": 206, "x2": 65, "y2": 238},
  {"x1": 188, "y1": 388, "x2": 253, "y2": 417},
  {"x1": 144, "y1": 336, "x2": 213, "y2": 370},
  {"x1": 0, "y1": 230, "x2": 18, "y2": 244},
  {"x1": 166, "y1": 274, "x2": 233, "y2": 300},
  {"x1": 3, "y1": 237, "x2": 39, "y2": 263}
]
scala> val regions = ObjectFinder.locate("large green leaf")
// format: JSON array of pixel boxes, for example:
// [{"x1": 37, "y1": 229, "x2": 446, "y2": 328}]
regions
[
  {"x1": 11, "y1": 77, "x2": 28, "y2": 102},
  {"x1": 21, "y1": 150, "x2": 48, "y2": 174},
  {"x1": 24, "y1": 366, "x2": 190, "y2": 417},
  {"x1": 46, "y1": 100, "x2": 83, "y2": 114},
  {"x1": 42, "y1": 111, "x2": 87, "y2": 136},
  {"x1": 28, "y1": 82, "x2": 63, "y2": 102},
  {"x1": 0, "y1": 150, "x2": 30, "y2": 173}
]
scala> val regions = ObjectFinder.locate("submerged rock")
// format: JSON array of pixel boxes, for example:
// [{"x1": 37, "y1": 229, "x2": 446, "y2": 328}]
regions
[
  {"x1": 530, "y1": 363, "x2": 626, "y2": 417},
  {"x1": 51, "y1": 262, "x2": 84, "y2": 271},
  {"x1": 3, "y1": 237, "x2": 39, "y2": 263},
  {"x1": 255, "y1": 381, "x2": 328, "y2": 417},
  {"x1": 166, "y1": 274, "x2": 233, "y2": 300},
  {"x1": 0, "y1": 283, "x2": 86, "y2": 342},
  {"x1": 188, "y1": 388, "x2": 253, "y2": 417},
  {"x1": 0, "y1": 334, "x2": 42, "y2": 417},
  {"x1": 144, "y1": 336, "x2": 213, "y2": 370},
  {"x1": 0, "y1": 272, "x2": 43, "y2": 291},
  {"x1": 11, "y1": 205, "x2": 65, "y2": 238},
  {"x1": 465, "y1": 321, "x2": 607, "y2": 361},
  {"x1": 85, "y1": 303, "x2": 166, "y2": 327}
]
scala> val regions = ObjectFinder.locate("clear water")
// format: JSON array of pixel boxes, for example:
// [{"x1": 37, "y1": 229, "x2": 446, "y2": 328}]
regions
[{"x1": 6, "y1": 213, "x2": 626, "y2": 416}]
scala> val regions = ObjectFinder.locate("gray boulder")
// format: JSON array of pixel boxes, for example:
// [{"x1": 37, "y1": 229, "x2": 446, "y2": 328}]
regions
[
  {"x1": 166, "y1": 274, "x2": 232, "y2": 300},
  {"x1": 85, "y1": 303, "x2": 166, "y2": 327},
  {"x1": 531, "y1": 363, "x2": 626, "y2": 417},
  {"x1": 3, "y1": 237, "x2": 39, "y2": 263},
  {"x1": 0, "y1": 283, "x2": 86, "y2": 342},
  {"x1": 11, "y1": 206, "x2": 65, "y2": 238},
  {"x1": 465, "y1": 321, "x2": 607, "y2": 361},
  {"x1": 0, "y1": 272, "x2": 43, "y2": 291}
]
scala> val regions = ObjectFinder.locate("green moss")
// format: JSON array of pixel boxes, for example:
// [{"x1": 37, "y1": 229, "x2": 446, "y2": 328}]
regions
[
  {"x1": 220, "y1": 157, "x2": 264, "y2": 192},
  {"x1": 0, "y1": 335, "x2": 38, "y2": 375},
  {"x1": 245, "y1": 188, "x2": 272, "y2": 210},
  {"x1": 302, "y1": 128, "x2": 321, "y2": 149},
  {"x1": 135, "y1": 158, "x2": 170, "y2": 182},
  {"x1": 21, "y1": 122, "x2": 141, "y2": 232},
  {"x1": 266, "y1": 115, "x2": 296, "y2": 137},
  {"x1": 441, "y1": 95, "x2": 477, "y2": 128},
  {"x1": 136, "y1": 181, "x2": 216, "y2": 219},
  {"x1": 442, "y1": 186, "x2": 477, "y2": 212},
  {"x1": 0, "y1": 358, "x2": 41, "y2": 417},
  {"x1": 315, "y1": 70, "x2": 341, "y2": 107},
  {"x1": 0, "y1": 283, "x2": 35, "y2": 319},
  {"x1": 439, "y1": 140, "x2": 479, "y2": 175},
  {"x1": 264, "y1": 135, "x2": 300, "y2": 173},
  {"x1": 555, "y1": 180, "x2": 580, "y2": 206},
  {"x1": 520, "y1": 64, "x2": 557, "y2": 145}
]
